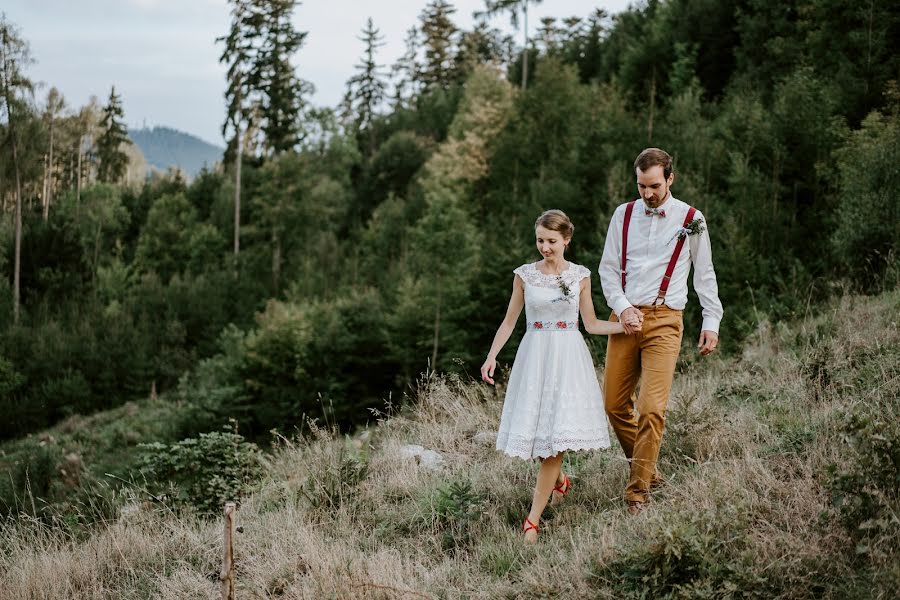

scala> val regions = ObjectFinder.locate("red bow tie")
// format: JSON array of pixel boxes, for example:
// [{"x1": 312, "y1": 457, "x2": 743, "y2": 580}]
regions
[{"x1": 645, "y1": 208, "x2": 666, "y2": 217}]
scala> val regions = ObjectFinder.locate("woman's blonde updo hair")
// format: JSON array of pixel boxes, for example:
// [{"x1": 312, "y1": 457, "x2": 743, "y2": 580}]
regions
[{"x1": 535, "y1": 209, "x2": 574, "y2": 240}]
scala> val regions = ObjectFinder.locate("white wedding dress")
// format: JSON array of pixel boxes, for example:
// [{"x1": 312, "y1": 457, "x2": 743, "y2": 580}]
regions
[{"x1": 496, "y1": 262, "x2": 611, "y2": 459}]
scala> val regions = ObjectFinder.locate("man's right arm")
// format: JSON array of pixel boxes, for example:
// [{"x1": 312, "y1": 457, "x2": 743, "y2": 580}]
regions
[{"x1": 599, "y1": 207, "x2": 640, "y2": 333}]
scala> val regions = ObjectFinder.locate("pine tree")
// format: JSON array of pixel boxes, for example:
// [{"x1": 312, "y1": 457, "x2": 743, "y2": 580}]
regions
[
  {"x1": 390, "y1": 26, "x2": 421, "y2": 108},
  {"x1": 419, "y1": 0, "x2": 459, "y2": 90},
  {"x1": 477, "y1": 0, "x2": 544, "y2": 90},
  {"x1": 219, "y1": 0, "x2": 311, "y2": 157},
  {"x1": 0, "y1": 13, "x2": 35, "y2": 324},
  {"x1": 96, "y1": 85, "x2": 130, "y2": 184},
  {"x1": 257, "y1": 0, "x2": 311, "y2": 154},
  {"x1": 219, "y1": 0, "x2": 311, "y2": 271},
  {"x1": 346, "y1": 17, "x2": 387, "y2": 157},
  {"x1": 41, "y1": 87, "x2": 66, "y2": 220},
  {"x1": 456, "y1": 21, "x2": 510, "y2": 79}
]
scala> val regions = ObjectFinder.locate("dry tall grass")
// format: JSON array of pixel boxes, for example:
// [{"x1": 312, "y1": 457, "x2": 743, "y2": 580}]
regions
[{"x1": 2, "y1": 291, "x2": 898, "y2": 599}]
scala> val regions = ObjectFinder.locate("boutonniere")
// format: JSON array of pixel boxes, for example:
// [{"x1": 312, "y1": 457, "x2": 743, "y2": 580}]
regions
[
  {"x1": 556, "y1": 275, "x2": 574, "y2": 303},
  {"x1": 670, "y1": 218, "x2": 706, "y2": 244}
]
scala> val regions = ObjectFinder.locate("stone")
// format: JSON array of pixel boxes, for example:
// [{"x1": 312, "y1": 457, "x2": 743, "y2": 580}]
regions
[
  {"x1": 399, "y1": 444, "x2": 445, "y2": 471},
  {"x1": 473, "y1": 431, "x2": 496, "y2": 447}
]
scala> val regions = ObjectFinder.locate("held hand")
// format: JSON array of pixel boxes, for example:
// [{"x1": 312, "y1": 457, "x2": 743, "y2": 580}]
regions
[
  {"x1": 481, "y1": 357, "x2": 497, "y2": 385},
  {"x1": 619, "y1": 307, "x2": 644, "y2": 334},
  {"x1": 698, "y1": 330, "x2": 718, "y2": 356}
]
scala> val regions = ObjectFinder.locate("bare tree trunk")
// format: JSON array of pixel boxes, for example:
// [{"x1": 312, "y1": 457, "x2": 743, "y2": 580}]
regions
[
  {"x1": 12, "y1": 138, "x2": 22, "y2": 325},
  {"x1": 233, "y1": 126, "x2": 242, "y2": 277},
  {"x1": 521, "y1": 4, "x2": 529, "y2": 92},
  {"x1": 41, "y1": 152, "x2": 48, "y2": 218},
  {"x1": 431, "y1": 276, "x2": 441, "y2": 370},
  {"x1": 272, "y1": 229, "x2": 281, "y2": 294},
  {"x1": 76, "y1": 134, "x2": 83, "y2": 215},
  {"x1": 647, "y1": 67, "x2": 656, "y2": 143}
]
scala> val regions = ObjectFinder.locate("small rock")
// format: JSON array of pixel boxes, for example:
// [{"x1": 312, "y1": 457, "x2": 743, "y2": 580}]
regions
[
  {"x1": 473, "y1": 431, "x2": 496, "y2": 447},
  {"x1": 399, "y1": 444, "x2": 444, "y2": 471}
]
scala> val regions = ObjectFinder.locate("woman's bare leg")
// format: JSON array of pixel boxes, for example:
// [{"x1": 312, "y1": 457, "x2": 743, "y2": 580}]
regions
[{"x1": 524, "y1": 452, "x2": 564, "y2": 543}]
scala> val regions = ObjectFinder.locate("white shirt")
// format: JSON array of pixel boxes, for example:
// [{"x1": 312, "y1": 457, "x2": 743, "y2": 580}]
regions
[{"x1": 599, "y1": 194, "x2": 723, "y2": 334}]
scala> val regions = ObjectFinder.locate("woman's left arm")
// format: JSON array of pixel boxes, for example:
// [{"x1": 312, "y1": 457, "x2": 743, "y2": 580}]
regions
[{"x1": 580, "y1": 277, "x2": 627, "y2": 335}]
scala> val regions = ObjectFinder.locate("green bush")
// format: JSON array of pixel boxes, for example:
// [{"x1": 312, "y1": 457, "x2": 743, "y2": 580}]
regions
[
  {"x1": 429, "y1": 479, "x2": 484, "y2": 553},
  {"x1": 0, "y1": 441, "x2": 57, "y2": 514},
  {"x1": 139, "y1": 429, "x2": 264, "y2": 514},
  {"x1": 298, "y1": 441, "x2": 368, "y2": 513},
  {"x1": 592, "y1": 508, "x2": 751, "y2": 599},
  {"x1": 827, "y1": 410, "x2": 900, "y2": 555}
]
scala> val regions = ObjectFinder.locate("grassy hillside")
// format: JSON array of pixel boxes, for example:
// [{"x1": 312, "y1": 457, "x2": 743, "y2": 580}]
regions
[{"x1": 1, "y1": 290, "x2": 898, "y2": 599}]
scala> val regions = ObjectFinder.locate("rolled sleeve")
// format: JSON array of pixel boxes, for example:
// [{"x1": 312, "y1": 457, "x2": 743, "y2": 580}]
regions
[
  {"x1": 599, "y1": 206, "x2": 633, "y2": 317},
  {"x1": 689, "y1": 210, "x2": 724, "y2": 334}
]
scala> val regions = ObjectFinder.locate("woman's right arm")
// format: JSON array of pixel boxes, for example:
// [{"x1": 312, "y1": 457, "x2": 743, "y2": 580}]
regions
[{"x1": 481, "y1": 275, "x2": 525, "y2": 385}]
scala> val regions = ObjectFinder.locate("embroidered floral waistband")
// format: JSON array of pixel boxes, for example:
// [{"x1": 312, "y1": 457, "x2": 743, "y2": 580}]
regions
[{"x1": 527, "y1": 320, "x2": 578, "y2": 331}]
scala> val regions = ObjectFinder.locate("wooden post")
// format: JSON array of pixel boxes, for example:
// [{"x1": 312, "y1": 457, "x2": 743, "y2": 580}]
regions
[{"x1": 220, "y1": 502, "x2": 236, "y2": 600}]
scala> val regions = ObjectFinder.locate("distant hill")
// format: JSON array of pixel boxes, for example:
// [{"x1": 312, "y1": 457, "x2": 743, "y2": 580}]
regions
[{"x1": 128, "y1": 126, "x2": 223, "y2": 179}]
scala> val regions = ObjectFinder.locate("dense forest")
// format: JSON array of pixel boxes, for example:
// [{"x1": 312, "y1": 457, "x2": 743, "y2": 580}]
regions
[{"x1": 1, "y1": 0, "x2": 898, "y2": 447}]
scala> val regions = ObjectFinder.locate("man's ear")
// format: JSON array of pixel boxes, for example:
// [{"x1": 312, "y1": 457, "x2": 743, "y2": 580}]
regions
[{"x1": 668, "y1": 172, "x2": 675, "y2": 187}]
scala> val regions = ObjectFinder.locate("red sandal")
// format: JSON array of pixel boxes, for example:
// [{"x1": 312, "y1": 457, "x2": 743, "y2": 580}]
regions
[
  {"x1": 551, "y1": 473, "x2": 572, "y2": 505},
  {"x1": 523, "y1": 517, "x2": 539, "y2": 535}
]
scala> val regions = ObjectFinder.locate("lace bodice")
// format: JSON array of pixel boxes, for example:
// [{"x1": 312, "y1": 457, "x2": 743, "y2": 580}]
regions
[{"x1": 514, "y1": 262, "x2": 591, "y2": 330}]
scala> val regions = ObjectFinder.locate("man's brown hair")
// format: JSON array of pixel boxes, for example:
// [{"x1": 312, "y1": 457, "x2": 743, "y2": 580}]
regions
[{"x1": 634, "y1": 148, "x2": 674, "y2": 179}]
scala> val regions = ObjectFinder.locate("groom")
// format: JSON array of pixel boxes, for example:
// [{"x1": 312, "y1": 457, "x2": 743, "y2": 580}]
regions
[{"x1": 599, "y1": 148, "x2": 723, "y2": 515}]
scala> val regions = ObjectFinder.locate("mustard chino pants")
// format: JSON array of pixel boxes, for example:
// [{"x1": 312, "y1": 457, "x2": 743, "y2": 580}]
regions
[{"x1": 604, "y1": 306, "x2": 683, "y2": 503}]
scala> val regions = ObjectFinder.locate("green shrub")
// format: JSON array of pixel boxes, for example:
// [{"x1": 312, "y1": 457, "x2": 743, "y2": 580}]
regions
[
  {"x1": 0, "y1": 441, "x2": 58, "y2": 514},
  {"x1": 429, "y1": 479, "x2": 484, "y2": 553},
  {"x1": 592, "y1": 509, "x2": 749, "y2": 599},
  {"x1": 139, "y1": 428, "x2": 264, "y2": 514},
  {"x1": 827, "y1": 410, "x2": 900, "y2": 555},
  {"x1": 298, "y1": 443, "x2": 368, "y2": 513}
]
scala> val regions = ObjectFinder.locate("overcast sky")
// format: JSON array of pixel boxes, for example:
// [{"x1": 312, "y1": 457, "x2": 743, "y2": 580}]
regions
[{"x1": 5, "y1": 1, "x2": 632, "y2": 146}]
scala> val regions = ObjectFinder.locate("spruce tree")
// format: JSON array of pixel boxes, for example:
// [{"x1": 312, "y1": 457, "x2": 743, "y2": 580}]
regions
[
  {"x1": 219, "y1": 0, "x2": 310, "y2": 157},
  {"x1": 257, "y1": 0, "x2": 310, "y2": 154},
  {"x1": 477, "y1": 0, "x2": 544, "y2": 90},
  {"x1": 346, "y1": 17, "x2": 387, "y2": 157},
  {"x1": 41, "y1": 87, "x2": 66, "y2": 220},
  {"x1": 390, "y1": 26, "x2": 421, "y2": 108},
  {"x1": 0, "y1": 14, "x2": 35, "y2": 324},
  {"x1": 96, "y1": 85, "x2": 130, "y2": 184},
  {"x1": 419, "y1": 0, "x2": 459, "y2": 90}
]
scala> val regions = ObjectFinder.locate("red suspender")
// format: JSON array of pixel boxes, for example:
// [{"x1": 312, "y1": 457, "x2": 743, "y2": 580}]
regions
[
  {"x1": 621, "y1": 200, "x2": 636, "y2": 290},
  {"x1": 654, "y1": 206, "x2": 697, "y2": 305},
  {"x1": 621, "y1": 202, "x2": 697, "y2": 305}
]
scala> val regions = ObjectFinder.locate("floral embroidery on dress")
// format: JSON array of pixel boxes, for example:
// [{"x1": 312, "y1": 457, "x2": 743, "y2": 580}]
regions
[{"x1": 528, "y1": 320, "x2": 578, "y2": 331}]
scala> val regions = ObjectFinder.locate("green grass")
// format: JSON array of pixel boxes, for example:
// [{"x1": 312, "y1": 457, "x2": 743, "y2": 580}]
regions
[
  {"x1": 1, "y1": 289, "x2": 898, "y2": 598},
  {"x1": 0, "y1": 395, "x2": 186, "y2": 516}
]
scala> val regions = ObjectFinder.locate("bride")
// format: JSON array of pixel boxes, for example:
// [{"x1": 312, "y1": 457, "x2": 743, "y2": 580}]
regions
[{"x1": 480, "y1": 209, "x2": 641, "y2": 544}]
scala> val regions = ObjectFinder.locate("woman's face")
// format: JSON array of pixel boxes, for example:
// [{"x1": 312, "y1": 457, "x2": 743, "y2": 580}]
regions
[{"x1": 535, "y1": 225, "x2": 569, "y2": 260}]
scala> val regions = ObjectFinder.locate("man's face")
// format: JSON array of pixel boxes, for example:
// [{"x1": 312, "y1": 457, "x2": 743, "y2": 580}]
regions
[{"x1": 636, "y1": 165, "x2": 674, "y2": 208}]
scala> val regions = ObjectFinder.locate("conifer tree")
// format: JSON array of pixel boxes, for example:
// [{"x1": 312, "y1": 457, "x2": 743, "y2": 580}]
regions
[
  {"x1": 219, "y1": 0, "x2": 310, "y2": 157},
  {"x1": 419, "y1": 0, "x2": 459, "y2": 90},
  {"x1": 0, "y1": 13, "x2": 35, "y2": 324},
  {"x1": 41, "y1": 87, "x2": 66, "y2": 220},
  {"x1": 346, "y1": 17, "x2": 387, "y2": 157},
  {"x1": 391, "y1": 26, "x2": 421, "y2": 108},
  {"x1": 96, "y1": 85, "x2": 131, "y2": 184},
  {"x1": 477, "y1": 0, "x2": 544, "y2": 90}
]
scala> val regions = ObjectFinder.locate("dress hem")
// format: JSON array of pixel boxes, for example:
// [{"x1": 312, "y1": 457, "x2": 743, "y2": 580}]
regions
[{"x1": 496, "y1": 441, "x2": 611, "y2": 461}]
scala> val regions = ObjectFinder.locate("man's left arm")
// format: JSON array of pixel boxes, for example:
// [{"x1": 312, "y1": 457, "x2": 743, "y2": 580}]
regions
[{"x1": 689, "y1": 209, "x2": 723, "y2": 355}]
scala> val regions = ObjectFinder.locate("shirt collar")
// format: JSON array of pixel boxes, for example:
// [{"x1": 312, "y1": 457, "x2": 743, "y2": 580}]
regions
[{"x1": 639, "y1": 192, "x2": 674, "y2": 213}]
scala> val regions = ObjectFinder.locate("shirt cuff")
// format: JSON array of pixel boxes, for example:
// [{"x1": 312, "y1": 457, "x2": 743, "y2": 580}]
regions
[
  {"x1": 701, "y1": 317, "x2": 720, "y2": 334},
  {"x1": 612, "y1": 298, "x2": 634, "y2": 318}
]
